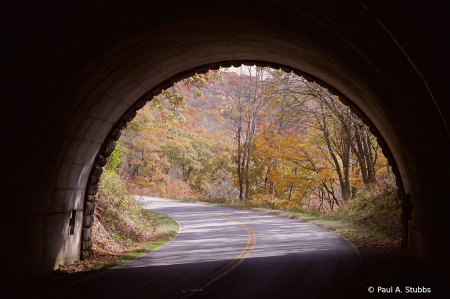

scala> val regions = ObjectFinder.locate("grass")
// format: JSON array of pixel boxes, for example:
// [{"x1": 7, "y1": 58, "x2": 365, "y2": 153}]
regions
[
  {"x1": 242, "y1": 207, "x2": 393, "y2": 247},
  {"x1": 96, "y1": 252, "x2": 147, "y2": 269}
]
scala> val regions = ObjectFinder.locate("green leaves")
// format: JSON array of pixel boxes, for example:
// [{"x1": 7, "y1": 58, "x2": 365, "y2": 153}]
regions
[{"x1": 105, "y1": 142, "x2": 127, "y2": 172}]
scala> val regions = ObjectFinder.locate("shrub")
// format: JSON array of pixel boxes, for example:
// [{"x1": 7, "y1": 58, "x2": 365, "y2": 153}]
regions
[
  {"x1": 328, "y1": 173, "x2": 402, "y2": 239},
  {"x1": 97, "y1": 170, "x2": 153, "y2": 247}
]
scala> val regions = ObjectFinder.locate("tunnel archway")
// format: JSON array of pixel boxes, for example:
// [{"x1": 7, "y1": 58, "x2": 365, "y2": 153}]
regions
[
  {"x1": 78, "y1": 60, "x2": 407, "y2": 260},
  {"x1": 1, "y1": 0, "x2": 449, "y2": 283}
]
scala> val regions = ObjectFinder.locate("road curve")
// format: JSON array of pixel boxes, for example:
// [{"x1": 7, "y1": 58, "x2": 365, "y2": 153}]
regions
[{"x1": 60, "y1": 197, "x2": 363, "y2": 299}]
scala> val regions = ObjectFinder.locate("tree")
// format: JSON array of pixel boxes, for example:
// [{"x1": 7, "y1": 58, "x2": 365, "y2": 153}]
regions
[
  {"x1": 110, "y1": 65, "x2": 389, "y2": 212},
  {"x1": 219, "y1": 66, "x2": 269, "y2": 201},
  {"x1": 251, "y1": 68, "x2": 388, "y2": 210}
]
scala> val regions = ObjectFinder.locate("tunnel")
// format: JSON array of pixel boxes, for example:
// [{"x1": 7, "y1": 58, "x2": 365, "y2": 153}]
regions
[{"x1": 0, "y1": 0, "x2": 449, "y2": 284}]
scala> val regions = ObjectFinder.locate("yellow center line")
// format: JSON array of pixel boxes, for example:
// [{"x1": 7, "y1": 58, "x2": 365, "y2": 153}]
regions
[
  {"x1": 234, "y1": 225, "x2": 252, "y2": 260},
  {"x1": 179, "y1": 207, "x2": 257, "y2": 298},
  {"x1": 242, "y1": 225, "x2": 257, "y2": 259},
  {"x1": 181, "y1": 207, "x2": 257, "y2": 276}
]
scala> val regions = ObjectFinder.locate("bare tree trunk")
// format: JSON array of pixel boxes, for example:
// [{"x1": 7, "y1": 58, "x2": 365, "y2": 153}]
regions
[
  {"x1": 288, "y1": 167, "x2": 297, "y2": 200},
  {"x1": 352, "y1": 124, "x2": 370, "y2": 184},
  {"x1": 342, "y1": 123, "x2": 352, "y2": 200},
  {"x1": 245, "y1": 118, "x2": 254, "y2": 200},
  {"x1": 238, "y1": 156, "x2": 246, "y2": 202},
  {"x1": 183, "y1": 166, "x2": 193, "y2": 183},
  {"x1": 322, "y1": 114, "x2": 350, "y2": 201},
  {"x1": 245, "y1": 143, "x2": 251, "y2": 200},
  {"x1": 237, "y1": 126, "x2": 243, "y2": 202},
  {"x1": 362, "y1": 127, "x2": 376, "y2": 182}
]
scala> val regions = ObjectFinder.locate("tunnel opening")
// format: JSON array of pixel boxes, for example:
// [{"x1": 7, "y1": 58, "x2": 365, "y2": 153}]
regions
[{"x1": 80, "y1": 64, "x2": 407, "y2": 263}]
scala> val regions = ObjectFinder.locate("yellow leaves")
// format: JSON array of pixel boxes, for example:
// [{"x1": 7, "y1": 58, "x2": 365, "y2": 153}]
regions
[
  {"x1": 315, "y1": 167, "x2": 335, "y2": 182},
  {"x1": 252, "y1": 113, "x2": 374, "y2": 203}
]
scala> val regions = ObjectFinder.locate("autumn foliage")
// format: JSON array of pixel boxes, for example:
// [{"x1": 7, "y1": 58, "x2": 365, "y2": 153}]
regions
[
  {"x1": 110, "y1": 66, "x2": 395, "y2": 215},
  {"x1": 74, "y1": 66, "x2": 402, "y2": 272}
]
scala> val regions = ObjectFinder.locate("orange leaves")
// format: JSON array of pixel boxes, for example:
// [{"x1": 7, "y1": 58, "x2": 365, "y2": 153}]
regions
[{"x1": 253, "y1": 123, "x2": 322, "y2": 194}]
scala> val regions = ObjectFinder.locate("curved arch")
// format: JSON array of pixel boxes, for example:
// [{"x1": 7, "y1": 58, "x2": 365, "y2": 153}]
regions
[{"x1": 79, "y1": 59, "x2": 408, "y2": 256}]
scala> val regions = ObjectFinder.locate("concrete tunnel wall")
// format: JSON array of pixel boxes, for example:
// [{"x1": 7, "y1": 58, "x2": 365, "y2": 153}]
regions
[{"x1": 0, "y1": 0, "x2": 449, "y2": 282}]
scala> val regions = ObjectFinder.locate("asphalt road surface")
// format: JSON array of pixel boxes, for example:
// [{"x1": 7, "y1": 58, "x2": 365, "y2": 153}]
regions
[{"x1": 52, "y1": 197, "x2": 364, "y2": 299}]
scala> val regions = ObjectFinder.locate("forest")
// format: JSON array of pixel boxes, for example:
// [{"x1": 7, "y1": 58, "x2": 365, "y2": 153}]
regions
[
  {"x1": 59, "y1": 66, "x2": 400, "y2": 272},
  {"x1": 107, "y1": 66, "x2": 391, "y2": 213}
]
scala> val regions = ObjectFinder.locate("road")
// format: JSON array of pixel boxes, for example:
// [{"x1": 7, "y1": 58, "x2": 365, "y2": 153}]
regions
[{"x1": 53, "y1": 197, "x2": 363, "y2": 298}]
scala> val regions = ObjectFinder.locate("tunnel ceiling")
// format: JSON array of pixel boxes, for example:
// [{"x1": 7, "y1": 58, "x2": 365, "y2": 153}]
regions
[{"x1": 0, "y1": 0, "x2": 449, "y2": 281}]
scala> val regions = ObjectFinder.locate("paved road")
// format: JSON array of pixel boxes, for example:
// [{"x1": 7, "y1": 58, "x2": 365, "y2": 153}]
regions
[{"x1": 60, "y1": 197, "x2": 363, "y2": 299}]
